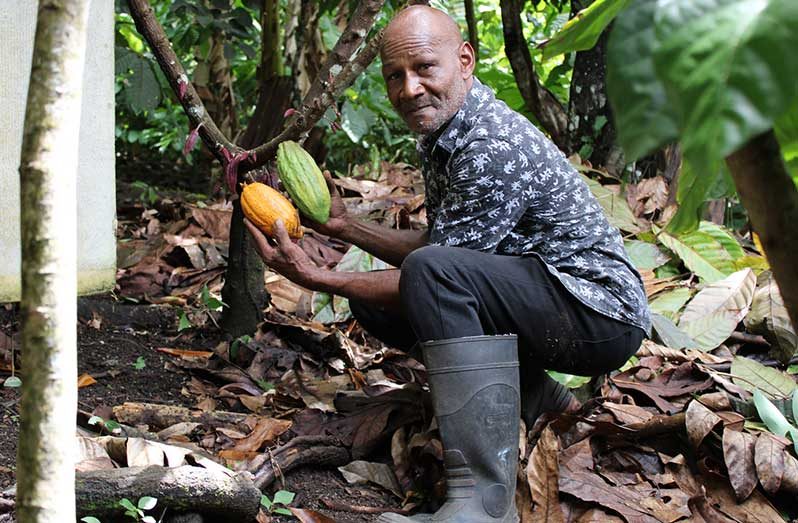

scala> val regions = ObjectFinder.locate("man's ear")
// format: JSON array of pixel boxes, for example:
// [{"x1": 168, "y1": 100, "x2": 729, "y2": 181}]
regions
[{"x1": 459, "y1": 41, "x2": 476, "y2": 78}]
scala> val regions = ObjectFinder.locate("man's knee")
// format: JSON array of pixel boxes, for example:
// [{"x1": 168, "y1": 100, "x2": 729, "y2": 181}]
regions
[{"x1": 399, "y1": 245, "x2": 452, "y2": 301}]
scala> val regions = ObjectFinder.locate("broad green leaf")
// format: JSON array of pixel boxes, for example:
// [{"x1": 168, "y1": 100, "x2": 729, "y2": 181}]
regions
[
  {"x1": 580, "y1": 175, "x2": 640, "y2": 233},
  {"x1": 678, "y1": 269, "x2": 756, "y2": 350},
  {"x1": 177, "y1": 311, "x2": 192, "y2": 331},
  {"x1": 119, "y1": 498, "x2": 138, "y2": 513},
  {"x1": 272, "y1": 490, "x2": 295, "y2": 506},
  {"x1": 653, "y1": 0, "x2": 798, "y2": 180},
  {"x1": 744, "y1": 271, "x2": 797, "y2": 364},
  {"x1": 260, "y1": 495, "x2": 272, "y2": 509},
  {"x1": 753, "y1": 389, "x2": 794, "y2": 437},
  {"x1": 697, "y1": 222, "x2": 744, "y2": 260},
  {"x1": 80, "y1": 518, "x2": 101, "y2": 523},
  {"x1": 137, "y1": 496, "x2": 157, "y2": 510},
  {"x1": 731, "y1": 356, "x2": 797, "y2": 398},
  {"x1": 547, "y1": 371, "x2": 591, "y2": 389},
  {"x1": 312, "y1": 246, "x2": 388, "y2": 324},
  {"x1": 649, "y1": 287, "x2": 692, "y2": 321},
  {"x1": 540, "y1": 0, "x2": 633, "y2": 59},
  {"x1": 657, "y1": 229, "x2": 736, "y2": 282},
  {"x1": 340, "y1": 101, "x2": 376, "y2": 144},
  {"x1": 607, "y1": 0, "x2": 679, "y2": 161},
  {"x1": 624, "y1": 240, "x2": 670, "y2": 270},
  {"x1": 117, "y1": 48, "x2": 162, "y2": 114},
  {"x1": 651, "y1": 313, "x2": 699, "y2": 350}
]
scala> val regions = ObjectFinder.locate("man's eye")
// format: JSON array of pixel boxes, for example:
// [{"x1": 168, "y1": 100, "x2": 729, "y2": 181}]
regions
[
  {"x1": 387, "y1": 72, "x2": 400, "y2": 81},
  {"x1": 419, "y1": 63, "x2": 433, "y2": 70}
]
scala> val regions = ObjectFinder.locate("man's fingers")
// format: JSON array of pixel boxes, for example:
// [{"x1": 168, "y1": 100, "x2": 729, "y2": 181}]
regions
[
  {"x1": 322, "y1": 170, "x2": 339, "y2": 196},
  {"x1": 244, "y1": 218, "x2": 275, "y2": 257},
  {"x1": 272, "y1": 219, "x2": 293, "y2": 247}
]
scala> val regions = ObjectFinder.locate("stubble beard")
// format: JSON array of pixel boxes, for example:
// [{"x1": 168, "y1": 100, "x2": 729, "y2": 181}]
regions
[{"x1": 411, "y1": 79, "x2": 469, "y2": 136}]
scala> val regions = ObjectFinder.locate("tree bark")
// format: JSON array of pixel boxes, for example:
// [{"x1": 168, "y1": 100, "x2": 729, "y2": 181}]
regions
[
  {"x1": 566, "y1": 7, "x2": 623, "y2": 173},
  {"x1": 76, "y1": 466, "x2": 261, "y2": 522},
  {"x1": 464, "y1": 0, "x2": 479, "y2": 57},
  {"x1": 500, "y1": 0, "x2": 568, "y2": 150},
  {"x1": 16, "y1": 1, "x2": 90, "y2": 521},
  {"x1": 725, "y1": 130, "x2": 798, "y2": 332}
]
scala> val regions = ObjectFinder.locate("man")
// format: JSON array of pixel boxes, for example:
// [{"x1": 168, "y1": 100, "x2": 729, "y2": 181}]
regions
[{"x1": 245, "y1": 5, "x2": 650, "y2": 522}]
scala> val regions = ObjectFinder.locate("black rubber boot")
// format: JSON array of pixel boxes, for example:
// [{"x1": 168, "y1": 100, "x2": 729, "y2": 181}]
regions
[
  {"x1": 520, "y1": 369, "x2": 579, "y2": 430},
  {"x1": 378, "y1": 335, "x2": 520, "y2": 523}
]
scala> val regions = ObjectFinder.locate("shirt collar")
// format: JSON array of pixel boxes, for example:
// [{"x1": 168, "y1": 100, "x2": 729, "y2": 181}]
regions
[{"x1": 418, "y1": 77, "x2": 492, "y2": 155}]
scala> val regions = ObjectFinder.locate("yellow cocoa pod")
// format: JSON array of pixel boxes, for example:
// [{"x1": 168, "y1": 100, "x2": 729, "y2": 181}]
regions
[{"x1": 240, "y1": 182, "x2": 303, "y2": 239}]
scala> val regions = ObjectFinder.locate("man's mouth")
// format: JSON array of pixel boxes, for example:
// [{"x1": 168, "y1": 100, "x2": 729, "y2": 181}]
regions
[{"x1": 406, "y1": 105, "x2": 431, "y2": 116}]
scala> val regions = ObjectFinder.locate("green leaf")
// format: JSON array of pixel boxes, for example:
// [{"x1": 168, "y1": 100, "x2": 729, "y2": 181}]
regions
[
  {"x1": 580, "y1": 175, "x2": 640, "y2": 233},
  {"x1": 137, "y1": 496, "x2": 157, "y2": 511},
  {"x1": 793, "y1": 389, "x2": 798, "y2": 424},
  {"x1": 624, "y1": 240, "x2": 671, "y2": 270},
  {"x1": 3, "y1": 376, "x2": 21, "y2": 388},
  {"x1": 652, "y1": 0, "x2": 798, "y2": 180},
  {"x1": 678, "y1": 269, "x2": 756, "y2": 350},
  {"x1": 340, "y1": 101, "x2": 376, "y2": 144},
  {"x1": 88, "y1": 415, "x2": 103, "y2": 426},
  {"x1": 119, "y1": 52, "x2": 162, "y2": 114},
  {"x1": 664, "y1": 160, "x2": 721, "y2": 234},
  {"x1": 178, "y1": 311, "x2": 192, "y2": 331},
  {"x1": 541, "y1": 0, "x2": 633, "y2": 59},
  {"x1": 731, "y1": 356, "x2": 797, "y2": 398},
  {"x1": 607, "y1": 0, "x2": 679, "y2": 161},
  {"x1": 133, "y1": 356, "x2": 146, "y2": 370},
  {"x1": 80, "y1": 518, "x2": 102, "y2": 523},
  {"x1": 272, "y1": 490, "x2": 295, "y2": 506},
  {"x1": 141, "y1": 517, "x2": 156, "y2": 523},
  {"x1": 260, "y1": 495, "x2": 272, "y2": 509},
  {"x1": 274, "y1": 507, "x2": 293, "y2": 516},
  {"x1": 788, "y1": 364, "x2": 798, "y2": 375},
  {"x1": 753, "y1": 389, "x2": 794, "y2": 437},
  {"x1": 118, "y1": 498, "x2": 138, "y2": 513},
  {"x1": 657, "y1": 229, "x2": 736, "y2": 282},
  {"x1": 697, "y1": 222, "x2": 745, "y2": 260},
  {"x1": 547, "y1": 371, "x2": 591, "y2": 389},
  {"x1": 648, "y1": 287, "x2": 692, "y2": 321},
  {"x1": 651, "y1": 313, "x2": 699, "y2": 350}
]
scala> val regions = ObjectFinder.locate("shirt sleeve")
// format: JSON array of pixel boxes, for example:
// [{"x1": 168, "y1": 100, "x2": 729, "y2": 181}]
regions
[{"x1": 428, "y1": 136, "x2": 541, "y2": 252}]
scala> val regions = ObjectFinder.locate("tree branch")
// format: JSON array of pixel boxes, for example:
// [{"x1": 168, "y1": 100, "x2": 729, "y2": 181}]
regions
[
  {"x1": 464, "y1": 0, "x2": 479, "y2": 57},
  {"x1": 500, "y1": 0, "x2": 568, "y2": 149},
  {"x1": 127, "y1": 0, "x2": 385, "y2": 188},
  {"x1": 726, "y1": 130, "x2": 798, "y2": 332}
]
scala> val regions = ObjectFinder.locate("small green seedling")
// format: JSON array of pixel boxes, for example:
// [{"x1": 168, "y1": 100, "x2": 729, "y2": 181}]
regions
[
  {"x1": 177, "y1": 310, "x2": 192, "y2": 331},
  {"x1": 119, "y1": 496, "x2": 158, "y2": 522},
  {"x1": 230, "y1": 334, "x2": 252, "y2": 361},
  {"x1": 260, "y1": 490, "x2": 295, "y2": 516},
  {"x1": 88, "y1": 415, "x2": 122, "y2": 436},
  {"x1": 133, "y1": 356, "x2": 146, "y2": 370}
]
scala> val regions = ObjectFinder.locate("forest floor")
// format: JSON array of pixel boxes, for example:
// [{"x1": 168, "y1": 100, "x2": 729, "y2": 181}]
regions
[
  {"x1": 0, "y1": 295, "x2": 401, "y2": 522},
  {"x1": 2, "y1": 159, "x2": 798, "y2": 523}
]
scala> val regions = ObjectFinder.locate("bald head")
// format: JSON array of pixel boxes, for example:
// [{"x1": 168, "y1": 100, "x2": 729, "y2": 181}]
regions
[
  {"x1": 380, "y1": 5, "x2": 475, "y2": 135},
  {"x1": 381, "y1": 5, "x2": 464, "y2": 60}
]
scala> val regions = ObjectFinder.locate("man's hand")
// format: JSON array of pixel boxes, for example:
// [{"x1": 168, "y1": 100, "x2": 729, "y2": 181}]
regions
[
  {"x1": 244, "y1": 218, "x2": 320, "y2": 289},
  {"x1": 302, "y1": 170, "x2": 349, "y2": 238}
]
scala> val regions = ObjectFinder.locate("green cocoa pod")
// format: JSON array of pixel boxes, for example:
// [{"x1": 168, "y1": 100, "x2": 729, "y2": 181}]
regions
[{"x1": 276, "y1": 140, "x2": 331, "y2": 224}]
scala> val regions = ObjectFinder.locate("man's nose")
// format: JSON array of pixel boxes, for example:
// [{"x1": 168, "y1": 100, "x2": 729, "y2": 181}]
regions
[{"x1": 401, "y1": 73, "x2": 425, "y2": 99}]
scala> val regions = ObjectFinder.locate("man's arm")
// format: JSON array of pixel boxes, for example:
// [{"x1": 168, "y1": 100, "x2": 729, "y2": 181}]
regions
[
  {"x1": 337, "y1": 220, "x2": 428, "y2": 268},
  {"x1": 304, "y1": 171, "x2": 428, "y2": 267},
  {"x1": 245, "y1": 219, "x2": 404, "y2": 312}
]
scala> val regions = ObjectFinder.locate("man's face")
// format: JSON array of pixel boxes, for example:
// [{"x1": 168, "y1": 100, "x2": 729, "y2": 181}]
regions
[{"x1": 381, "y1": 36, "x2": 472, "y2": 135}]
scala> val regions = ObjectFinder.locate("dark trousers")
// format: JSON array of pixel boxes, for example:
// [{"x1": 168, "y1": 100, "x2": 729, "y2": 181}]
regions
[{"x1": 351, "y1": 245, "x2": 645, "y2": 425}]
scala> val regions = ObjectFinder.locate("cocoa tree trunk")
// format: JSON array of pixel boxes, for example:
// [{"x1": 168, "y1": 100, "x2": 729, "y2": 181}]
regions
[
  {"x1": 464, "y1": 0, "x2": 479, "y2": 57},
  {"x1": 725, "y1": 130, "x2": 798, "y2": 332},
  {"x1": 566, "y1": 3, "x2": 623, "y2": 174},
  {"x1": 16, "y1": 1, "x2": 90, "y2": 521}
]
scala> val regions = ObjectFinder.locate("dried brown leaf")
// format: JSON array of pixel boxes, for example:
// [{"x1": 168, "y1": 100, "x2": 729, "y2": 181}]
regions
[
  {"x1": 77, "y1": 373, "x2": 97, "y2": 388},
  {"x1": 685, "y1": 399, "x2": 722, "y2": 449},
  {"x1": 721, "y1": 429, "x2": 757, "y2": 501},
  {"x1": 754, "y1": 431, "x2": 785, "y2": 495},
  {"x1": 603, "y1": 402, "x2": 654, "y2": 425},
  {"x1": 232, "y1": 417, "x2": 292, "y2": 452},
  {"x1": 288, "y1": 508, "x2": 335, "y2": 523},
  {"x1": 782, "y1": 451, "x2": 798, "y2": 494},
  {"x1": 526, "y1": 426, "x2": 563, "y2": 523}
]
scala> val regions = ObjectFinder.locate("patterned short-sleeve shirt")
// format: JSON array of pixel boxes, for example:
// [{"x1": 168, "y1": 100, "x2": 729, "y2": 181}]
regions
[{"x1": 417, "y1": 78, "x2": 651, "y2": 334}]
